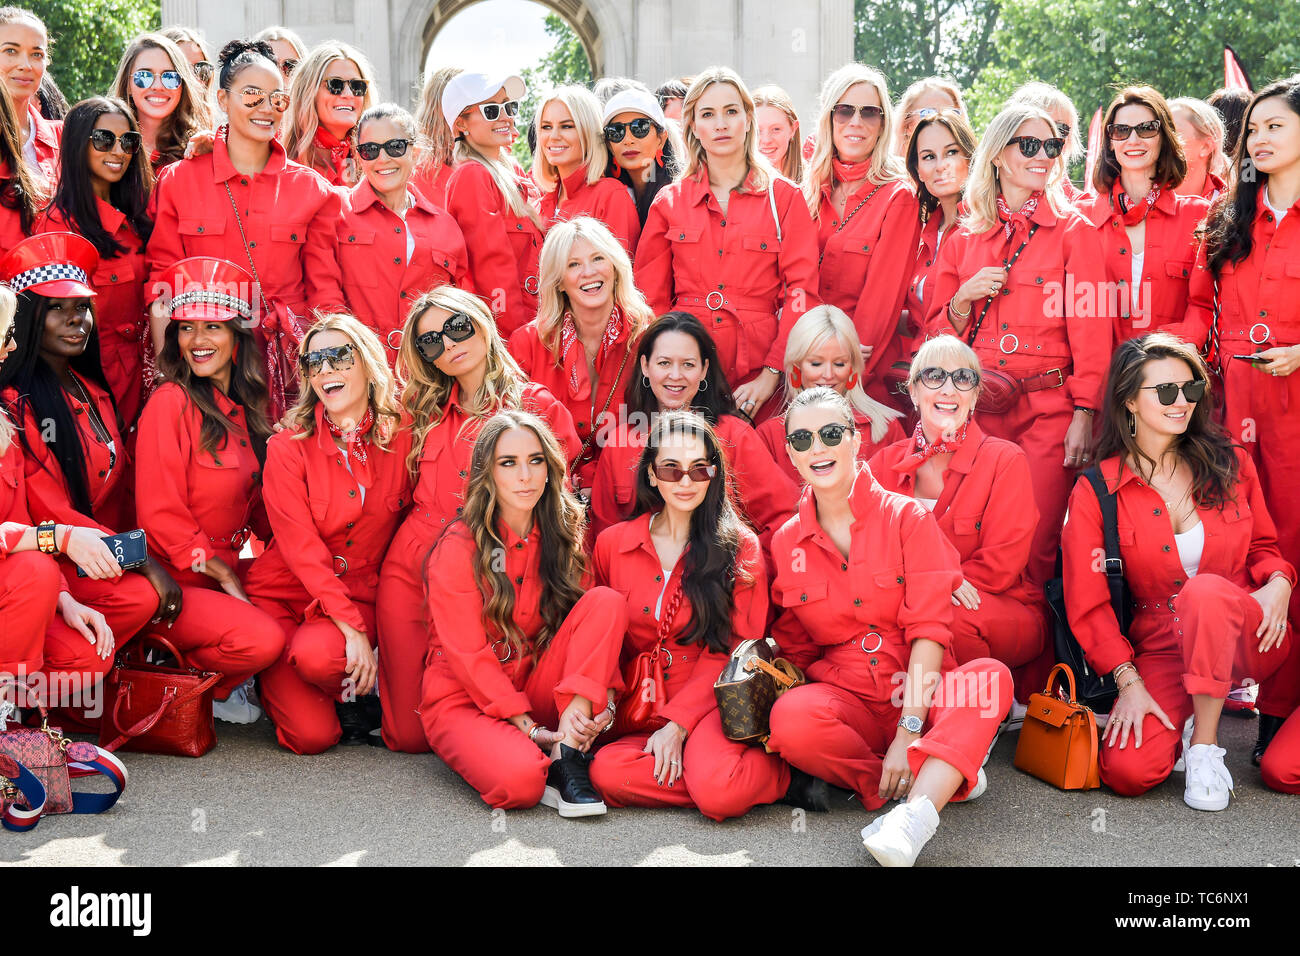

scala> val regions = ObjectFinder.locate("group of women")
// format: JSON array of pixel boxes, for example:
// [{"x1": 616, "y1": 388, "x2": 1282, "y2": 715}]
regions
[{"x1": 0, "y1": 3, "x2": 1298, "y2": 867}]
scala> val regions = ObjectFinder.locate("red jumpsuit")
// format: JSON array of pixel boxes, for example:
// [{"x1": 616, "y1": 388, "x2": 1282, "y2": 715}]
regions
[
  {"x1": 1061, "y1": 450, "x2": 1296, "y2": 795},
  {"x1": 757, "y1": 407, "x2": 905, "y2": 490},
  {"x1": 375, "y1": 382, "x2": 578, "y2": 752},
  {"x1": 765, "y1": 463, "x2": 1012, "y2": 809},
  {"x1": 1078, "y1": 186, "x2": 1209, "y2": 343},
  {"x1": 443, "y1": 159, "x2": 543, "y2": 336},
  {"x1": 133, "y1": 383, "x2": 284, "y2": 698},
  {"x1": 537, "y1": 165, "x2": 641, "y2": 255},
  {"x1": 869, "y1": 421, "x2": 1049, "y2": 697},
  {"x1": 816, "y1": 179, "x2": 921, "y2": 408},
  {"x1": 925, "y1": 202, "x2": 1111, "y2": 585},
  {"x1": 37, "y1": 202, "x2": 148, "y2": 426},
  {"x1": 245, "y1": 407, "x2": 413, "y2": 754},
  {"x1": 420, "y1": 522, "x2": 625, "y2": 808},
  {"x1": 26, "y1": 104, "x2": 61, "y2": 188},
  {"x1": 0, "y1": 160, "x2": 31, "y2": 255},
  {"x1": 588, "y1": 517, "x2": 789, "y2": 819},
  {"x1": 906, "y1": 213, "x2": 953, "y2": 353},
  {"x1": 508, "y1": 313, "x2": 637, "y2": 488},
  {"x1": 410, "y1": 162, "x2": 453, "y2": 210},
  {"x1": 337, "y1": 182, "x2": 470, "y2": 365},
  {"x1": 634, "y1": 167, "x2": 819, "y2": 409},
  {"x1": 589, "y1": 414, "x2": 797, "y2": 557}
]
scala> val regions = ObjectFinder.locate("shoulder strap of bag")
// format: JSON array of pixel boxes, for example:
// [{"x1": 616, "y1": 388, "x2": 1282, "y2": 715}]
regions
[
  {"x1": 0, "y1": 755, "x2": 46, "y2": 831},
  {"x1": 649, "y1": 577, "x2": 684, "y2": 661},
  {"x1": 223, "y1": 181, "x2": 274, "y2": 318},
  {"x1": 767, "y1": 180, "x2": 783, "y2": 243},
  {"x1": 965, "y1": 223, "x2": 1040, "y2": 346},
  {"x1": 65, "y1": 745, "x2": 128, "y2": 814},
  {"x1": 1083, "y1": 465, "x2": 1123, "y2": 582},
  {"x1": 569, "y1": 344, "x2": 632, "y2": 476}
]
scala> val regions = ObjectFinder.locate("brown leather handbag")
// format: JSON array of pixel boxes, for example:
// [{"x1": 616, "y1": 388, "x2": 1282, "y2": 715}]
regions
[
  {"x1": 714, "y1": 639, "x2": 803, "y2": 745},
  {"x1": 1013, "y1": 663, "x2": 1101, "y2": 790},
  {"x1": 98, "y1": 635, "x2": 222, "y2": 758}
]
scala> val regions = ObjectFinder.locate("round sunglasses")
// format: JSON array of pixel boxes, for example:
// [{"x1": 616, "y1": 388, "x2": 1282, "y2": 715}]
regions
[
  {"x1": 604, "y1": 118, "x2": 656, "y2": 142},
  {"x1": 1139, "y1": 379, "x2": 1206, "y2": 405},
  {"x1": 89, "y1": 129, "x2": 143, "y2": 154},
  {"x1": 786, "y1": 422, "x2": 855, "y2": 453},
  {"x1": 323, "y1": 77, "x2": 368, "y2": 97},
  {"x1": 415, "y1": 312, "x2": 476, "y2": 363},
  {"x1": 916, "y1": 366, "x2": 980, "y2": 391},
  {"x1": 1007, "y1": 135, "x2": 1064, "y2": 159},
  {"x1": 356, "y1": 138, "x2": 411, "y2": 161},
  {"x1": 301, "y1": 343, "x2": 356, "y2": 377},
  {"x1": 1107, "y1": 120, "x2": 1161, "y2": 141},
  {"x1": 132, "y1": 69, "x2": 182, "y2": 90},
  {"x1": 651, "y1": 461, "x2": 717, "y2": 483}
]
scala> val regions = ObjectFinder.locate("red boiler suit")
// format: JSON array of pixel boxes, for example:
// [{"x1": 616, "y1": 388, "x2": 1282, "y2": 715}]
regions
[{"x1": 537, "y1": 165, "x2": 641, "y2": 255}]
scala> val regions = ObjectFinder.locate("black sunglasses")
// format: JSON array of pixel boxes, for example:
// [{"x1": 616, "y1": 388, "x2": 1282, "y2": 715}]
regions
[
  {"x1": 832, "y1": 103, "x2": 883, "y2": 124},
  {"x1": 1107, "y1": 120, "x2": 1161, "y2": 141},
  {"x1": 651, "y1": 461, "x2": 717, "y2": 483},
  {"x1": 301, "y1": 343, "x2": 356, "y2": 377},
  {"x1": 280, "y1": 58, "x2": 299, "y2": 78},
  {"x1": 1007, "y1": 135, "x2": 1065, "y2": 159},
  {"x1": 2, "y1": 322, "x2": 14, "y2": 348},
  {"x1": 916, "y1": 366, "x2": 980, "y2": 391},
  {"x1": 604, "y1": 118, "x2": 656, "y2": 142},
  {"x1": 89, "y1": 129, "x2": 143, "y2": 154},
  {"x1": 323, "y1": 77, "x2": 368, "y2": 97},
  {"x1": 357, "y1": 138, "x2": 411, "y2": 161},
  {"x1": 132, "y1": 69, "x2": 182, "y2": 90},
  {"x1": 1140, "y1": 379, "x2": 1206, "y2": 406},
  {"x1": 786, "y1": 422, "x2": 855, "y2": 453},
  {"x1": 193, "y1": 61, "x2": 213, "y2": 85},
  {"x1": 415, "y1": 312, "x2": 476, "y2": 362}
]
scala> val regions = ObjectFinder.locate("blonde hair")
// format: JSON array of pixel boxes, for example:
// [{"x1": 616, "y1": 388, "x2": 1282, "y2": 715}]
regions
[
  {"x1": 753, "y1": 84, "x2": 804, "y2": 182},
  {"x1": 895, "y1": 76, "x2": 965, "y2": 154},
  {"x1": 452, "y1": 102, "x2": 544, "y2": 227},
  {"x1": 396, "y1": 285, "x2": 528, "y2": 478},
  {"x1": 283, "y1": 42, "x2": 378, "y2": 182},
  {"x1": 0, "y1": 285, "x2": 15, "y2": 452},
  {"x1": 961, "y1": 102, "x2": 1071, "y2": 234},
  {"x1": 111, "y1": 33, "x2": 212, "y2": 168},
  {"x1": 253, "y1": 26, "x2": 307, "y2": 60},
  {"x1": 534, "y1": 216, "x2": 654, "y2": 353},
  {"x1": 1008, "y1": 81, "x2": 1083, "y2": 187},
  {"x1": 681, "y1": 67, "x2": 772, "y2": 190},
  {"x1": 804, "y1": 64, "x2": 908, "y2": 218},
  {"x1": 909, "y1": 334, "x2": 981, "y2": 383},
  {"x1": 781, "y1": 305, "x2": 901, "y2": 443},
  {"x1": 415, "y1": 65, "x2": 462, "y2": 173},
  {"x1": 531, "y1": 85, "x2": 609, "y2": 191},
  {"x1": 1169, "y1": 96, "x2": 1228, "y2": 180},
  {"x1": 160, "y1": 25, "x2": 208, "y2": 59},
  {"x1": 289, "y1": 313, "x2": 400, "y2": 447}
]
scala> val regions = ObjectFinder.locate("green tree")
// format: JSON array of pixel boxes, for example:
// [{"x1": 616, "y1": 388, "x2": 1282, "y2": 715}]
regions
[
  {"x1": 854, "y1": 0, "x2": 1002, "y2": 93},
  {"x1": 514, "y1": 12, "x2": 592, "y2": 166},
  {"x1": 30, "y1": 0, "x2": 161, "y2": 105}
]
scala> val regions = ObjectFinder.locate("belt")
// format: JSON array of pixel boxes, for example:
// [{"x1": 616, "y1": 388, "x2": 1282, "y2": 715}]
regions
[
  {"x1": 1133, "y1": 596, "x2": 1177, "y2": 613},
  {"x1": 209, "y1": 527, "x2": 251, "y2": 549},
  {"x1": 1019, "y1": 367, "x2": 1066, "y2": 392},
  {"x1": 1219, "y1": 322, "x2": 1297, "y2": 346},
  {"x1": 676, "y1": 292, "x2": 776, "y2": 316},
  {"x1": 331, "y1": 555, "x2": 379, "y2": 577}
]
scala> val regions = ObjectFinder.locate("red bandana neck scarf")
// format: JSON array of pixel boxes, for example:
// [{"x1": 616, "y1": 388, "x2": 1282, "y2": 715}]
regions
[
  {"x1": 559, "y1": 306, "x2": 623, "y2": 396},
  {"x1": 996, "y1": 191, "x2": 1042, "y2": 240},
  {"x1": 314, "y1": 125, "x2": 352, "y2": 180},
  {"x1": 324, "y1": 406, "x2": 375, "y2": 486},
  {"x1": 1113, "y1": 179, "x2": 1160, "y2": 226},
  {"x1": 906, "y1": 419, "x2": 968, "y2": 468},
  {"x1": 832, "y1": 157, "x2": 872, "y2": 184}
]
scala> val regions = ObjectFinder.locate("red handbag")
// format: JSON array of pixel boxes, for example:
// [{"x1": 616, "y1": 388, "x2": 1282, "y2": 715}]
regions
[
  {"x1": 613, "y1": 582, "x2": 682, "y2": 737},
  {"x1": 98, "y1": 635, "x2": 222, "y2": 758},
  {"x1": 0, "y1": 679, "x2": 76, "y2": 812}
]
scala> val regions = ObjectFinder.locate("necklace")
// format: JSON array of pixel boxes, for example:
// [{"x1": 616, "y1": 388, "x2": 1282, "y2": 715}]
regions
[{"x1": 66, "y1": 375, "x2": 116, "y2": 468}]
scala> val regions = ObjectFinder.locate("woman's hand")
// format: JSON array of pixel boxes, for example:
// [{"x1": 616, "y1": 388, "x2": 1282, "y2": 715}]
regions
[
  {"x1": 1252, "y1": 576, "x2": 1293, "y2": 651},
  {"x1": 183, "y1": 128, "x2": 216, "y2": 160},
  {"x1": 271, "y1": 408, "x2": 297, "y2": 433},
  {"x1": 1105, "y1": 679, "x2": 1175, "y2": 749},
  {"x1": 204, "y1": 556, "x2": 250, "y2": 603},
  {"x1": 1063, "y1": 409, "x2": 1096, "y2": 468},
  {"x1": 138, "y1": 557, "x2": 183, "y2": 625},
  {"x1": 860, "y1": 344, "x2": 874, "y2": 363},
  {"x1": 878, "y1": 728, "x2": 917, "y2": 801},
  {"x1": 953, "y1": 266, "x2": 1009, "y2": 316},
  {"x1": 1255, "y1": 344, "x2": 1300, "y2": 378},
  {"x1": 335, "y1": 619, "x2": 377, "y2": 696},
  {"x1": 952, "y1": 578, "x2": 982, "y2": 611},
  {"x1": 732, "y1": 371, "x2": 779, "y2": 419},
  {"x1": 62, "y1": 526, "x2": 122, "y2": 580},
  {"x1": 557, "y1": 704, "x2": 611, "y2": 753},
  {"x1": 57, "y1": 592, "x2": 115, "y2": 660},
  {"x1": 644, "y1": 721, "x2": 687, "y2": 786}
]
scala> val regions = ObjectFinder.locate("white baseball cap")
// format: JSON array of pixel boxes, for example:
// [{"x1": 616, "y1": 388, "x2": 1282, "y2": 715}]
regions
[
  {"x1": 601, "y1": 89, "x2": 668, "y2": 130},
  {"x1": 441, "y1": 72, "x2": 527, "y2": 128}
]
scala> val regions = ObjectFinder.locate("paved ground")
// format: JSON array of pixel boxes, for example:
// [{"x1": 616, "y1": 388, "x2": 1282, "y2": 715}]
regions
[{"x1": 1, "y1": 712, "x2": 1295, "y2": 867}]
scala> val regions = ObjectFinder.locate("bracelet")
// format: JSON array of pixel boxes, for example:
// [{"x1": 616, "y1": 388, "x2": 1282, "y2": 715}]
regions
[
  {"x1": 58, "y1": 524, "x2": 72, "y2": 553},
  {"x1": 36, "y1": 521, "x2": 57, "y2": 555},
  {"x1": 762, "y1": 365, "x2": 782, "y2": 378},
  {"x1": 949, "y1": 298, "x2": 972, "y2": 319},
  {"x1": 1112, "y1": 662, "x2": 1137, "y2": 682},
  {"x1": 1117, "y1": 675, "x2": 1144, "y2": 694},
  {"x1": 527, "y1": 723, "x2": 544, "y2": 742},
  {"x1": 1074, "y1": 406, "x2": 1095, "y2": 416}
]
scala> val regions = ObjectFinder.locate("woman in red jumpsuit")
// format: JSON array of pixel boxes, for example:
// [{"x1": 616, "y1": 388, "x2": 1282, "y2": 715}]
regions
[
  {"x1": 0, "y1": 81, "x2": 41, "y2": 266},
  {"x1": 757, "y1": 304, "x2": 904, "y2": 488},
  {"x1": 0, "y1": 7, "x2": 60, "y2": 188},
  {"x1": 1009, "y1": 82, "x2": 1084, "y2": 201},
  {"x1": 410, "y1": 66, "x2": 461, "y2": 209},
  {"x1": 376, "y1": 285, "x2": 577, "y2": 752},
  {"x1": 420, "y1": 409, "x2": 625, "y2": 815},
  {"x1": 245, "y1": 314, "x2": 412, "y2": 754},
  {"x1": 634, "y1": 67, "x2": 819, "y2": 422},
  {"x1": 589, "y1": 410, "x2": 793, "y2": 819},
  {"x1": 146, "y1": 39, "x2": 345, "y2": 418},
  {"x1": 509, "y1": 216, "x2": 652, "y2": 493},
  {"x1": 600, "y1": 88, "x2": 681, "y2": 228},
  {"x1": 441, "y1": 71, "x2": 543, "y2": 336},
  {"x1": 766, "y1": 386, "x2": 1011, "y2": 867},
  {"x1": 532, "y1": 86, "x2": 639, "y2": 254},
  {"x1": 109, "y1": 33, "x2": 211, "y2": 175},
  {"x1": 135, "y1": 257, "x2": 286, "y2": 724},
  {"x1": 282, "y1": 42, "x2": 377, "y2": 188},
  {"x1": 590, "y1": 312, "x2": 796, "y2": 554},
  {"x1": 926, "y1": 101, "x2": 1109, "y2": 586},
  {"x1": 1062, "y1": 333, "x2": 1294, "y2": 809},
  {"x1": 1170, "y1": 98, "x2": 1227, "y2": 204},
  {"x1": 1080, "y1": 87, "x2": 1209, "y2": 345},
  {"x1": 802, "y1": 64, "x2": 920, "y2": 409},
  {"x1": 869, "y1": 335, "x2": 1048, "y2": 705},
  {"x1": 38, "y1": 98, "x2": 152, "y2": 427},
  {"x1": 338, "y1": 103, "x2": 468, "y2": 366}
]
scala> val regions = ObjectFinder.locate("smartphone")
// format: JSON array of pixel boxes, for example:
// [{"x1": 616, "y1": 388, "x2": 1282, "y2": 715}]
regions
[
  {"x1": 76, "y1": 529, "x2": 149, "y2": 577},
  {"x1": 1230, "y1": 354, "x2": 1270, "y2": 364}
]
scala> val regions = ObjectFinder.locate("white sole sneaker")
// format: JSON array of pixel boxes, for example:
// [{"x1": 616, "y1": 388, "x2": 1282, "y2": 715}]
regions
[
  {"x1": 1172, "y1": 715, "x2": 1194, "y2": 773},
  {"x1": 540, "y1": 785, "x2": 607, "y2": 818},
  {"x1": 861, "y1": 796, "x2": 940, "y2": 867},
  {"x1": 966, "y1": 767, "x2": 988, "y2": 801},
  {"x1": 1183, "y1": 743, "x2": 1233, "y2": 812}
]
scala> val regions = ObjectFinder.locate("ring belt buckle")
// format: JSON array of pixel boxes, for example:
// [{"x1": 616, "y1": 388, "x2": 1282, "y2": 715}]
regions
[
  {"x1": 861, "y1": 631, "x2": 884, "y2": 654},
  {"x1": 332, "y1": 555, "x2": 348, "y2": 575},
  {"x1": 524, "y1": 275, "x2": 540, "y2": 295},
  {"x1": 662, "y1": 649, "x2": 673, "y2": 671},
  {"x1": 492, "y1": 638, "x2": 512, "y2": 664},
  {"x1": 999, "y1": 333, "x2": 1020, "y2": 354},
  {"x1": 387, "y1": 329, "x2": 403, "y2": 350},
  {"x1": 705, "y1": 290, "x2": 725, "y2": 311},
  {"x1": 1249, "y1": 322, "x2": 1271, "y2": 345}
]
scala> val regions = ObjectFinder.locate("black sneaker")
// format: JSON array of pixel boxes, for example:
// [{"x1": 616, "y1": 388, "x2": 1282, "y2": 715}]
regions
[
  {"x1": 539, "y1": 744, "x2": 607, "y2": 817},
  {"x1": 1254, "y1": 714, "x2": 1285, "y2": 767},
  {"x1": 335, "y1": 699, "x2": 376, "y2": 746},
  {"x1": 780, "y1": 767, "x2": 831, "y2": 812}
]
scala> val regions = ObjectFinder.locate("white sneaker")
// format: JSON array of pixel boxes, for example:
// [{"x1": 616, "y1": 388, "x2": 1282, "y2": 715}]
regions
[
  {"x1": 861, "y1": 796, "x2": 940, "y2": 867},
  {"x1": 965, "y1": 767, "x2": 988, "y2": 802},
  {"x1": 213, "y1": 679, "x2": 263, "y2": 724},
  {"x1": 1172, "y1": 716, "x2": 1194, "y2": 772},
  {"x1": 1183, "y1": 743, "x2": 1233, "y2": 811}
]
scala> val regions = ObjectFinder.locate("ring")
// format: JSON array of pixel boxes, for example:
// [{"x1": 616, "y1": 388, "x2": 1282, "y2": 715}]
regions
[{"x1": 744, "y1": 399, "x2": 754, "y2": 407}]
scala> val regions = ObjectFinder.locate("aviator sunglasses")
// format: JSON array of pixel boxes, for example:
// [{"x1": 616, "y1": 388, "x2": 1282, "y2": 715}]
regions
[
  {"x1": 1139, "y1": 379, "x2": 1206, "y2": 405},
  {"x1": 414, "y1": 312, "x2": 476, "y2": 363},
  {"x1": 132, "y1": 69, "x2": 182, "y2": 90},
  {"x1": 785, "y1": 422, "x2": 855, "y2": 453},
  {"x1": 301, "y1": 343, "x2": 357, "y2": 377}
]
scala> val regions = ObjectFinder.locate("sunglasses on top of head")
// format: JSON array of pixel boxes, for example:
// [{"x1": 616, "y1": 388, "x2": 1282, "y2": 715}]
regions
[
  {"x1": 604, "y1": 118, "x2": 657, "y2": 142},
  {"x1": 651, "y1": 461, "x2": 717, "y2": 483},
  {"x1": 2, "y1": 322, "x2": 14, "y2": 349},
  {"x1": 785, "y1": 422, "x2": 855, "y2": 453},
  {"x1": 301, "y1": 343, "x2": 356, "y2": 377},
  {"x1": 322, "y1": 77, "x2": 368, "y2": 97},
  {"x1": 414, "y1": 312, "x2": 476, "y2": 363},
  {"x1": 357, "y1": 138, "x2": 411, "y2": 161},
  {"x1": 475, "y1": 100, "x2": 520, "y2": 122},
  {"x1": 280, "y1": 58, "x2": 299, "y2": 78},
  {"x1": 1140, "y1": 379, "x2": 1206, "y2": 406},
  {"x1": 193, "y1": 61, "x2": 214, "y2": 85},
  {"x1": 132, "y1": 69, "x2": 182, "y2": 90},
  {"x1": 89, "y1": 129, "x2": 142, "y2": 154},
  {"x1": 1007, "y1": 135, "x2": 1065, "y2": 159},
  {"x1": 1107, "y1": 120, "x2": 1162, "y2": 141}
]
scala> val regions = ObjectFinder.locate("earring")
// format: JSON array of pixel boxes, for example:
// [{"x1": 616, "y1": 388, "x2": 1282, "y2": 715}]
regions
[
  {"x1": 845, "y1": 372, "x2": 859, "y2": 390},
  {"x1": 1128, "y1": 410, "x2": 1137, "y2": 438},
  {"x1": 697, "y1": 378, "x2": 708, "y2": 392},
  {"x1": 790, "y1": 367, "x2": 803, "y2": 389},
  {"x1": 655, "y1": 147, "x2": 664, "y2": 164},
  {"x1": 642, "y1": 374, "x2": 651, "y2": 388}
]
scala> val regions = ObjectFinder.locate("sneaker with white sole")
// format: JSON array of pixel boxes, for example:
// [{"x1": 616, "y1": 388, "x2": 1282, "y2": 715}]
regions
[
  {"x1": 1183, "y1": 743, "x2": 1233, "y2": 811},
  {"x1": 1172, "y1": 715, "x2": 1194, "y2": 772},
  {"x1": 965, "y1": 766, "x2": 988, "y2": 801},
  {"x1": 861, "y1": 795, "x2": 940, "y2": 867},
  {"x1": 213, "y1": 679, "x2": 263, "y2": 724}
]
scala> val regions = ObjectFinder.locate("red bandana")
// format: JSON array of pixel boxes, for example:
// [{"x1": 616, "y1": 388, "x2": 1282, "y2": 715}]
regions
[
  {"x1": 323, "y1": 405, "x2": 375, "y2": 486},
  {"x1": 559, "y1": 306, "x2": 623, "y2": 398},
  {"x1": 996, "y1": 191, "x2": 1041, "y2": 240},
  {"x1": 1112, "y1": 179, "x2": 1160, "y2": 227},
  {"x1": 314, "y1": 125, "x2": 353, "y2": 182},
  {"x1": 832, "y1": 157, "x2": 872, "y2": 184},
  {"x1": 906, "y1": 419, "x2": 968, "y2": 467}
]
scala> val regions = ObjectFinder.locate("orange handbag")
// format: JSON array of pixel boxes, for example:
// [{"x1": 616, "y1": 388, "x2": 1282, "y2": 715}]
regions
[{"x1": 1013, "y1": 663, "x2": 1101, "y2": 790}]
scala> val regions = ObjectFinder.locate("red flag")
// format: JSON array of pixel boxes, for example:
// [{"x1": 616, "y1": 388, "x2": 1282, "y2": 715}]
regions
[
  {"x1": 1224, "y1": 45, "x2": 1252, "y2": 92},
  {"x1": 1083, "y1": 107, "x2": 1103, "y2": 193}
]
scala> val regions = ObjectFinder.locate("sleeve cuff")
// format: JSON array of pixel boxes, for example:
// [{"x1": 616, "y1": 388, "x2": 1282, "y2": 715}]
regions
[{"x1": 483, "y1": 691, "x2": 533, "y2": 721}]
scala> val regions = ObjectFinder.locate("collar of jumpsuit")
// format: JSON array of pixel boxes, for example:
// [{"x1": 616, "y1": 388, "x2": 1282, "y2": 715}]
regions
[
  {"x1": 888, "y1": 418, "x2": 986, "y2": 482},
  {"x1": 685, "y1": 164, "x2": 769, "y2": 205},
  {"x1": 789, "y1": 460, "x2": 886, "y2": 543},
  {"x1": 210, "y1": 128, "x2": 289, "y2": 183}
]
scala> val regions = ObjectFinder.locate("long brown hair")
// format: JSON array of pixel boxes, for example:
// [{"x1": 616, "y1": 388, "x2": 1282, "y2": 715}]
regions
[
  {"x1": 0, "y1": 79, "x2": 42, "y2": 231},
  {"x1": 1097, "y1": 332, "x2": 1238, "y2": 509},
  {"x1": 111, "y1": 33, "x2": 213, "y2": 170},
  {"x1": 289, "y1": 313, "x2": 401, "y2": 446},
  {"x1": 457, "y1": 410, "x2": 587, "y2": 659}
]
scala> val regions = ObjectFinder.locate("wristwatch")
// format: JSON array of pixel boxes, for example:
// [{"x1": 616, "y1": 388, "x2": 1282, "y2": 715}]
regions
[
  {"x1": 36, "y1": 521, "x2": 58, "y2": 554},
  {"x1": 897, "y1": 714, "x2": 924, "y2": 735}
]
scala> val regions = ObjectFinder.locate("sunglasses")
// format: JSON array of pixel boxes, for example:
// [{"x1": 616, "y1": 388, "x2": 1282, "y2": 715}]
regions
[
  {"x1": 1107, "y1": 120, "x2": 1162, "y2": 141},
  {"x1": 1056, "y1": 122, "x2": 1072, "y2": 138},
  {"x1": 357, "y1": 138, "x2": 411, "y2": 161},
  {"x1": 651, "y1": 461, "x2": 717, "y2": 483},
  {"x1": 786, "y1": 422, "x2": 855, "y2": 453},
  {"x1": 301, "y1": 343, "x2": 356, "y2": 377},
  {"x1": 414, "y1": 312, "x2": 476, "y2": 362},
  {"x1": 238, "y1": 87, "x2": 290, "y2": 112},
  {"x1": 280, "y1": 58, "x2": 299, "y2": 78},
  {"x1": 476, "y1": 100, "x2": 520, "y2": 122},
  {"x1": 832, "y1": 103, "x2": 884, "y2": 125},
  {"x1": 1007, "y1": 135, "x2": 1065, "y2": 159},
  {"x1": 2, "y1": 322, "x2": 14, "y2": 348},
  {"x1": 908, "y1": 108, "x2": 938, "y2": 121},
  {"x1": 89, "y1": 129, "x2": 142, "y2": 154},
  {"x1": 193, "y1": 61, "x2": 214, "y2": 85},
  {"x1": 916, "y1": 366, "x2": 980, "y2": 391},
  {"x1": 323, "y1": 77, "x2": 368, "y2": 97},
  {"x1": 604, "y1": 118, "x2": 656, "y2": 142},
  {"x1": 132, "y1": 69, "x2": 182, "y2": 90},
  {"x1": 1140, "y1": 379, "x2": 1206, "y2": 405}
]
